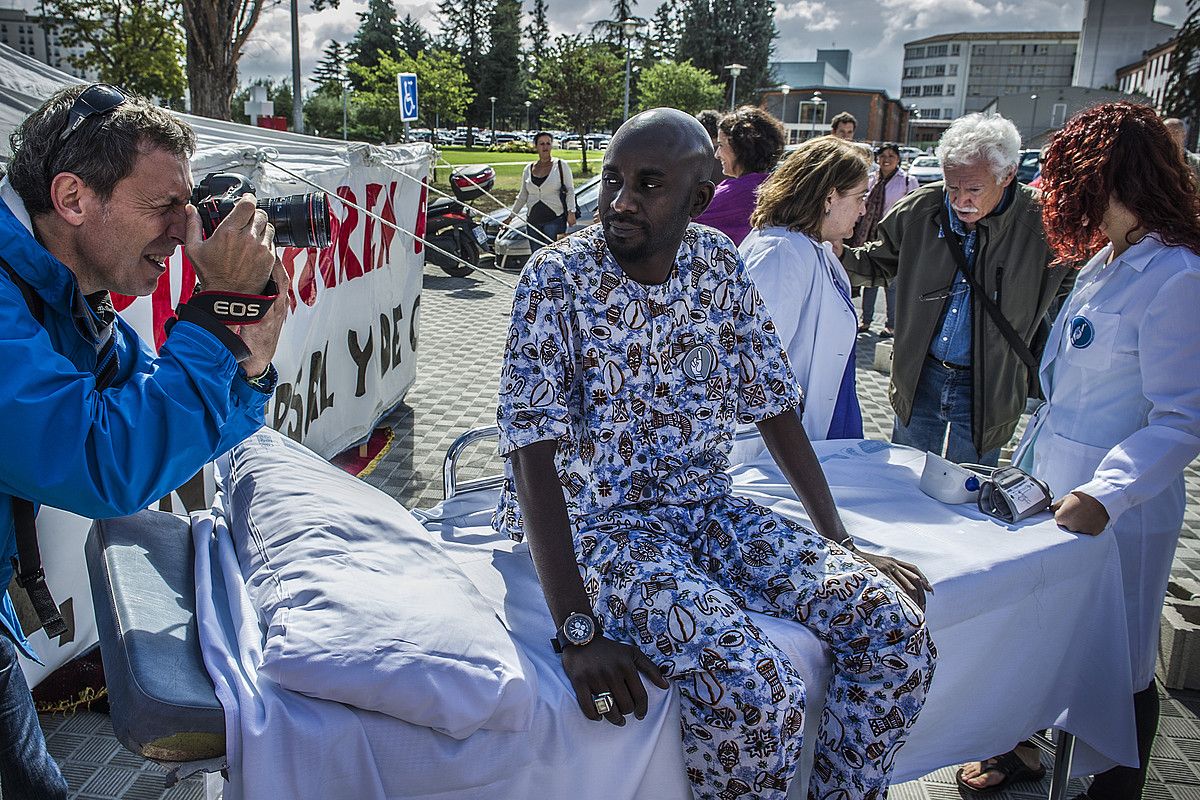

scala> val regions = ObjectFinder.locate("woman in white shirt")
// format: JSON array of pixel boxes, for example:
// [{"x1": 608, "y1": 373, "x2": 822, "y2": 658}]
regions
[
  {"x1": 505, "y1": 132, "x2": 576, "y2": 248},
  {"x1": 956, "y1": 102, "x2": 1200, "y2": 799},
  {"x1": 731, "y1": 137, "x2": 869, "y2": 461}
]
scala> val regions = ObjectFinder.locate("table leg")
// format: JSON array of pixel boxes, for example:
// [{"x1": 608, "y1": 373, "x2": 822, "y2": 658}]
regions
[{"x1": 1048, "y1": 730, "x2": 1076, "y2": 800}]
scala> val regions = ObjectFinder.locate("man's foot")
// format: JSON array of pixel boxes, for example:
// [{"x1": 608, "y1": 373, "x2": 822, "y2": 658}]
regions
[
  {"x1": 879, "y1": 327, "x2": 894, "y2": 339},
  {"x1": 955, "y1": 745, "x2": 1045, "y2": 794},
  {"x1": 858, "y1": 321, "x2": 872, "y2": 334}
]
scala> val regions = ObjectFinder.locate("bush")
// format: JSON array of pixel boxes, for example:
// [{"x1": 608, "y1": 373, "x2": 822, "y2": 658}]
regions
[{"x1": 489, "y1": 140, "x2": 536, "y2": 153}]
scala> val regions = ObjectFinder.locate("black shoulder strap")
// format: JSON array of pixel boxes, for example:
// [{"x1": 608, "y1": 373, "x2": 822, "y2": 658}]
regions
[
  {"x1": 0, "y1": 256, "x2": 68, "y2": 640},
  {"x1": 938, "y1": 206, "x2": 1038, "y2": 370}
]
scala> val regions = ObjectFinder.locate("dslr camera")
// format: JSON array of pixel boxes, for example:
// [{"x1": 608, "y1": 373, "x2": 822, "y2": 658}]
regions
[{"x1": 190, "y1": 173, "x2": 332, "y2": 249}]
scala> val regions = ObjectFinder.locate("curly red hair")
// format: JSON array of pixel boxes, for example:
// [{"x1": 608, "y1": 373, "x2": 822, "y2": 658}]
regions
[{"x1": 1040, "y1": 102, "x2": 1200, "y2": 266}]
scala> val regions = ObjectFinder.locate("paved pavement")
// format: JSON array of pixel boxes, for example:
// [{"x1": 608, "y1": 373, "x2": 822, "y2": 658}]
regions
[{"x1": 33, "y1": 255, "x2": 1200, "y2": 799}]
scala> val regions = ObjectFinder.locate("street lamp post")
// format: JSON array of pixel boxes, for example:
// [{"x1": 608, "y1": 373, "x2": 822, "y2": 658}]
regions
[
  {"x1": 724, "y1": 63, "x2": 747, "y2": 111},
  {"x1": 489, "y1": 96, "x2": 497, "y2": 145},
  {"x1": 622, "y1": 18, "x2": 639, "y2": 121},
  {"x1": 342, "y1": 78, "x2": 349, "y2": 140},
  {"x1": 805, "y1": 91, "x2": 824, "y2": 140},
  {"x1": 906, "y1": 104, "x2": 920, "y2": 148},
  {"x1": 780, "y1": 85, "x2": 791, "y2": 143},
  {"x1": 525, "y1": 99, "x2": 532, "y2": 131},
  {"x1": 1028, "y1": 93, "x2": 1038, "y2": 145}
]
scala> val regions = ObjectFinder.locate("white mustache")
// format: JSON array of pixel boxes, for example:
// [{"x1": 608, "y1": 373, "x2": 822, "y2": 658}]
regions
[{"x1": 952, "y1": 205, "x2": 980, "y2": 215}]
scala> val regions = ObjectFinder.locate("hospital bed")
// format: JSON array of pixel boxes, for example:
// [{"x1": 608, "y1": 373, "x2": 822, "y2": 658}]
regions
[{"x1": 87, "y1": 428, "x2": 1128, "y2": 800}]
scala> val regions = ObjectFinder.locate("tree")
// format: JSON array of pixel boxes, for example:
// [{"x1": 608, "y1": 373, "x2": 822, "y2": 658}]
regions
[
  {"x1": 231, "y1": 77, "x2": 293, "y2": 126},
  {"x1": 676, "y1": 0, "x2": 776, "y2": 108},
  {"x1": 524, "y1": 0, "x2": 550, "y2": 72},
  {"x1": 637, "y1": 60, "x2": 722, "y2": 114},
  {"x1": 350, "y1": 0, "x2": 401, "y2": 74},
  {"x1": 592, "y1": 0, "x2": 644, "y2": 47},
  {"x1": 645, "y1": 0, "x2": 679, "y2": 63},
  {"x1": 397, "y1": 13, "x2": 431, "y2": 59},
  {"x1": 438, "y1": 0, "x2": 494, "y2": 140},
  {"x1": 480, "y1": 0, "x2": 524, "y2": 129},
  {"x1": 1166, "y1": 0, "x2": 1200, "y2": 148},
  {"x1": 181, "y1": 0, "x2": 266, "y2": 120},
  {"x1": 534, "y1": 35, "x2": 623, "y2": 172},
  {"x1": 413, "y1": 49, "x2": 476, "y2": 130},
  {"x1": 312, "y1": 39, "x2": 348, "y2": 93},
  {"x1": 42, "y1": 0, "x2": 187, "y2": 106}
]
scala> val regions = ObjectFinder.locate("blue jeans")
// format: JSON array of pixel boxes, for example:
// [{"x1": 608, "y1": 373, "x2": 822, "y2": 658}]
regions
[
  {"x1": 526, "y1": 215, "x2": 567, "y2": 247},
  {"x1": 0, "y1": 634, "x2": 67, "y2": 799},
  {"x1": 892, "y1": 357, "x2": 1000, "y2": 466},
  {"x1": 861, "y1": 284, "x2": 896, "y2": 329}
]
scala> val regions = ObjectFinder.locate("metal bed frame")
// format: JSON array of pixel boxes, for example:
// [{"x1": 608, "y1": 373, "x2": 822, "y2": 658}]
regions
[{"x1": 439, "y1": 425, "x2": 1081, "y2": 800}]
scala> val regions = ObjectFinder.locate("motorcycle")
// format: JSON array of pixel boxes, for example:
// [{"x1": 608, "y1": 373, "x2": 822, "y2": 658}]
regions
[{"x1": 423, "y1": 164, "x2": 495, "y2": 278}]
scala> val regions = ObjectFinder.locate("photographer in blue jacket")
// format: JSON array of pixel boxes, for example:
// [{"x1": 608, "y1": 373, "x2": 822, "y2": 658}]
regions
[{"x1": 0, "y1": 84, "x2": 286, "y2": 798}]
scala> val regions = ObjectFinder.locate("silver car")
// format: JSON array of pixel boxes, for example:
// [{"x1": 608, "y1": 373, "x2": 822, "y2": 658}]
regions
[{"x1": 485, "y1": 174, "x2": 602, "y2": 270}]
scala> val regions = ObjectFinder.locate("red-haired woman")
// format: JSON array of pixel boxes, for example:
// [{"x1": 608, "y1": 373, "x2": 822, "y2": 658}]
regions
[{"x1": 960, "y1": 102, "x2": 1200, "y2": 798}]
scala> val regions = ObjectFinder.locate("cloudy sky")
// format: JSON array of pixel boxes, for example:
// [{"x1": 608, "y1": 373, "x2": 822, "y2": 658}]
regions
[{"x1": 237, "y1": 0, "x2": 1184, "y2": 96}]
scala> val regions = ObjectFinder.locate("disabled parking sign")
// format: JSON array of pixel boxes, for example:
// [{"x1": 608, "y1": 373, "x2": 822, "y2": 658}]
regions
[{"x1": 398, "y1": 73, "x2": 419, "y2": 122}]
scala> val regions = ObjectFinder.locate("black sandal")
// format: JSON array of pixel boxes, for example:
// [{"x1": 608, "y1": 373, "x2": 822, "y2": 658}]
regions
[{"x1": 954, "y1": 749, "x2": 1047, "y2": 795}]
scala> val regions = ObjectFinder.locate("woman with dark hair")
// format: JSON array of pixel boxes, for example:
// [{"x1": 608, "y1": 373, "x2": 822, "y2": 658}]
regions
[
  {"x1": 693, "y1": 105, "x2": 785, "y2": 245},
  {"x1": 849, "y1": 142, "x2": 918, "y2": 336},
  {"x1": 956, "y1": 102, "x2": 1200, "y2": 799},
  {"x1": 730, "y1": 136, "x2": 870, "y2": 462},
  {"x1": 505, "y1": 131, "x2": 576, "y2": 247}
]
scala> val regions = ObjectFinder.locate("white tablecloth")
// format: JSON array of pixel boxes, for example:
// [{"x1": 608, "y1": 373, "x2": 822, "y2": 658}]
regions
[{"x1": 730, "y1": 439, "x2": 1137, "y2": 779}]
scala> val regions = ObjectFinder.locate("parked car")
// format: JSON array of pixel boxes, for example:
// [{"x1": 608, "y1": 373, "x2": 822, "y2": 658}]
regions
[
  {"x1": 898, "y1": 146, "x2": 925, "y2": 164},
  {"x1": 1017, "y1": 148, "x2": 1041, "y2": 184},
  {"x1": 908, "y1": 155, "x2": 943, "y2": 185},
  {"x1": 484, "y1": 174, "x2": 602, "y2": 270}
]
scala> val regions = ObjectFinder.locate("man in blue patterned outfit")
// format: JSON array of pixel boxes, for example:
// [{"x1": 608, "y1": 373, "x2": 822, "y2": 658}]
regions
[
  {"x1": 496, "y1": 108, "x2": 937, "y2": 800},
  {"x1": 0, "y1": 85, "x2": 285, "y2": 798}
]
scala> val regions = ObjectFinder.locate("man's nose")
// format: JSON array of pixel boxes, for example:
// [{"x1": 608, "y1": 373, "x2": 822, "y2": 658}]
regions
[
  {"x1": 610, "y1": 183, "x2": 638, "y2": 214},
  {"x1": 166, "y1": 206, "x2": 189, "y2": 244}
]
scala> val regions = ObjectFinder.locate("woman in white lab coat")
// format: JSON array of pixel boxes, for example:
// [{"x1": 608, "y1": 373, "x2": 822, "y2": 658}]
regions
[
  {"x1": 730, "y1": 137, "x2": 869, "y2": 463},
  {"x1": 961, "y1": 102, "x2": 1200, "y2": 798}
]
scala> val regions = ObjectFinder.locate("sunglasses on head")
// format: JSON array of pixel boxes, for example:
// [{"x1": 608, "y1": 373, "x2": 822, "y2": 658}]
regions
[{"x1": 59, "y1": 83, "x2": 128, "y2": 142}]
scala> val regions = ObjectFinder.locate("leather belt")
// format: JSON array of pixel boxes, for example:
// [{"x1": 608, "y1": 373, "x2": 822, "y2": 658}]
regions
[{"x1": 928, "y1": 354, "x2": 970, "y2": 370}]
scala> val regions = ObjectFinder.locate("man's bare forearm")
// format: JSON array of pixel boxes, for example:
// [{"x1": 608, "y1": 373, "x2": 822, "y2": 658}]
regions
[
  {"x1": 756, "y1": 410, "x2": 850, "y2": 545},
  {"x1": 510, "y1": 440, "x2": 593, "y2": 626}
]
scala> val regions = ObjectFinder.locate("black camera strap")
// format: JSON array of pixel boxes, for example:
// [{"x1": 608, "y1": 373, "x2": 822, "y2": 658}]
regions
[
  {"x1": 0, "y1": 256, "x2": 69, "y2": 640},
  {"x1": 938, "y1": 206, "x2": 1039, "y2": 371},
  {"x1": 185, "y1": 276, "x2": 279, "y2": 325}
]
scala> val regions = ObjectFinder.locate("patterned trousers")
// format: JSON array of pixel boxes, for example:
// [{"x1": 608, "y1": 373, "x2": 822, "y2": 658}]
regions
[{"x1": 575, "y1": 495, "x2": 936, "y2": 800}]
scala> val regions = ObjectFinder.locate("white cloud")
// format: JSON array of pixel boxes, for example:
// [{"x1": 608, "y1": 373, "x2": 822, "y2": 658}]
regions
[{"x1": 774, "y1": 1, "x2": 839, "y2": 31}]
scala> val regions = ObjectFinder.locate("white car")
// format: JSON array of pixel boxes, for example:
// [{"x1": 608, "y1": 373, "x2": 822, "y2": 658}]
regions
[{"x1": 908, "y1": 155, "x2": 943, "y2": 185}]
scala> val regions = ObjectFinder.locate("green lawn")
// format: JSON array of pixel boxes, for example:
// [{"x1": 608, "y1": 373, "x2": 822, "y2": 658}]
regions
[{"x1": 431, "y1": 146, "x2": 600, "y2": 211}]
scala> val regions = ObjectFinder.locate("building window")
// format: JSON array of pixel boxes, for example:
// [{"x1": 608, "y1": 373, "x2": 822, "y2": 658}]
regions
[
  {"x1": 948, "y1": 64, "x2": 958, "y2": 76},
  {"x1": 926, "y1": 64, "x2": 945, "y2": 77},
  {"x1": 902, "y1": 86, "x2": 920, "y2": 97},
  {"x1": 928, "y1": 44, "x2": 948, "y2": 57},
  {"x1": 951, "y1": 44, "x2": 961, "y2": 56},
  {"x1": 904, "y1": 66, "x2": 922, "y2": 79},
  {"x1": 972, "y1": 45, "x2": 986, "y2": 56},
  {"x1": 946, "y1": 84, "x2": 956, "y2": 95},
  {"x1": 906, "y1": 46, "x2": 925, "y2": 60},
  {"x1": 944, "y1": 107, "x2": 955, "y2": 118},
  {"x1": 922, "y1": 84, "x2": 943, "y2": 96}
]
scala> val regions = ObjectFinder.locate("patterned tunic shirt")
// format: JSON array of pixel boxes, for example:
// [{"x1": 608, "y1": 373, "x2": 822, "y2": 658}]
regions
[{"x1": 494, "y1": 223, "x2": 801, "y2": 540}]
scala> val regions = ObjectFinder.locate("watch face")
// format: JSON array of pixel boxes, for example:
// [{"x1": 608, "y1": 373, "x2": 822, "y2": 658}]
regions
[{"x1": 563, "y1": 613, "x2": 595, "y2": 645}]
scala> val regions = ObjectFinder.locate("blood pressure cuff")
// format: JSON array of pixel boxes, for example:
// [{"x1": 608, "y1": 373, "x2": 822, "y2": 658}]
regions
[{"x1": 977, "y1": 466, "x2": 1052, "y2": 524}]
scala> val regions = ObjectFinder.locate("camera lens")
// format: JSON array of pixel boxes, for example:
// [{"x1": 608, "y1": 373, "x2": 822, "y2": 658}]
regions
[{"x1": 257, "y1": 192, "x2": 332, "y2": 249}]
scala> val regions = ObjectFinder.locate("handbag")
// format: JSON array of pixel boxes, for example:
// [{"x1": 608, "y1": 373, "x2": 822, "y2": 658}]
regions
[
  {"x1": 938, "y1": 206, "x2": 1044, "y2": 397},
  {"x1": 556, "y1": 160, "x2": 577, "y2": 218}
]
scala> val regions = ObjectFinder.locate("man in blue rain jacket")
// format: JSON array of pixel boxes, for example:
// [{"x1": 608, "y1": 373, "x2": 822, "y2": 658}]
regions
[{"x1": 0, "y1": 84, "x2": 287, "y2": 798}]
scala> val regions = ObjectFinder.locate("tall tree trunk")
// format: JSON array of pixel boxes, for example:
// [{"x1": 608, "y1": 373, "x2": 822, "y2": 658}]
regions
[{"x1": 181, "y1": 0, "x2": 264, "y2": 120}]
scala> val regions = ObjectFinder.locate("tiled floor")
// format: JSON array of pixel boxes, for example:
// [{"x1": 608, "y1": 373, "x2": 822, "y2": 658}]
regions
[{"x1": 33, "y1": 256, "x2": 1200, "y2": 799}]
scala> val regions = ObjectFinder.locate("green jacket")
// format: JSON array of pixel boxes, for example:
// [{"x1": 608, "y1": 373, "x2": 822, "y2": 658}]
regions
[{"x1": 841, "y1": 181, "x2": 1072, "y2": 455}]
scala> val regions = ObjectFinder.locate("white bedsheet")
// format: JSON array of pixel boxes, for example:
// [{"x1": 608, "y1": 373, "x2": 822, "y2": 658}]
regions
[{"x1": 194, "y1": 439, "x2": 1137, "y2": 800}]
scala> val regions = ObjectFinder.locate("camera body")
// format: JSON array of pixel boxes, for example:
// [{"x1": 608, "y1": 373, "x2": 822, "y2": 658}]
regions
[{"x1": 190, "y1": 173, "x2": 332, "y2": 250}]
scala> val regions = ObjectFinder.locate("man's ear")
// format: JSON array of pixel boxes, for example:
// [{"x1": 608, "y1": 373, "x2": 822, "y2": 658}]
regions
[
  {"x1": 1000, "y1": 167, "x2": 1017, "y2": 188},
  {"x1": 48, "y1": 172, "x2": 92, "y2": 228},
  {"x1": 689, "y1": 180, "x2": 716, "y2": 218}
]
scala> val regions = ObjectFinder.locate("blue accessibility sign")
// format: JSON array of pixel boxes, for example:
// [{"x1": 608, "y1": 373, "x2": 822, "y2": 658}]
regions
[{"x1": 397, "y1": 73, "x2": 419, "y2": 122}]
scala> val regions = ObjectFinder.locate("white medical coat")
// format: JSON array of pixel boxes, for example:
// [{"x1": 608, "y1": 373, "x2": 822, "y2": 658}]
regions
[
  {"x1": 731, "y1": 228, "x2": 858, "y2": 463},
  {"x1": 1014, "y1": 234, "x2": 1200, "y2": 690}
]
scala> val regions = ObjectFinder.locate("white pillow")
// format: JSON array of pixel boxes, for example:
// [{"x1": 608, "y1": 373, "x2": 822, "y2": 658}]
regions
[{"x1": 218, "y1": 428, "x2": 537, "y2": 739}]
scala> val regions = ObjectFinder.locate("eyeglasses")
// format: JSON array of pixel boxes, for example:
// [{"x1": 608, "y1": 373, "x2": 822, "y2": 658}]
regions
[{"x1": 59, "y1": 84, "x2": 128, "y2": 142}]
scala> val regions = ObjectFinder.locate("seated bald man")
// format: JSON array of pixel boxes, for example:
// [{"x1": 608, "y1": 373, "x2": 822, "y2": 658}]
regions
[{"x1": 494, "y1": 107, "x2": 937, "y2": 800}]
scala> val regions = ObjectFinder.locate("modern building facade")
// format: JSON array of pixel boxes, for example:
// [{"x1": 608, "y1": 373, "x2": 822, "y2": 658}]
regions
[
  {"x1": 770, "y1": 50, "x2": 852, "y2": 91},
  {"x1": 0, "y1": 7, "x2": 91, "y2": 79},
  {"x1": 900, "y1": 31, "x2": 1078, "y2": 145},
  {"x1": 980, "y1": 86, "x2": 1148, "y2": 148},
  {"x1": 762, "y1": 86, "x2": 907, "y2": 145},
  {"x1": 1116, "y1": 38, "x2": 1177, "y2": 112},
  {"x1": 1076, "y1": 0, "x2": 1175, "y2": 90}
]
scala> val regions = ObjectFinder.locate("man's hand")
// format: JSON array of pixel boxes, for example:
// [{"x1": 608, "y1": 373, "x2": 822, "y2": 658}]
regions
[
  {"x1": 856, "y1": 551, "x2": 932, "y2": 611},
  {"x1": 562, "y1": 636, "x2": 669, "y2": 726},
  {"x1": 236, "y1": 256, "x2": 289, "y2": 378},
  {"x1": 1051, "y1": 491, "x2": 1109, "y2": 535},
  {"x1": 567, "y1": 212, "x2": 577, "y2": 227},
  {"x1": 184, "y1": 194, "x2": 276, "y2": 296}
]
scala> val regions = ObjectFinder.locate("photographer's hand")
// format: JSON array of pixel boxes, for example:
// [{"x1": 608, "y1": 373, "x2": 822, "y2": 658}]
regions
[
  {"x1": 236, "y1": 256, "x2": 288, "y2": 379},
  {"x1": 184, "y1": 194, "x2": 276, "y2": 295}
]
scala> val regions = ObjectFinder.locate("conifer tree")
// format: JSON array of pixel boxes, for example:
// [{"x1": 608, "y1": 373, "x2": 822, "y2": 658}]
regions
[
  {"x1": 1166, "y1": 0, "x2": 1200, "y2": 148},
  {"x1": 480, "y1": 0, "x2": 524, "y2": 130},
  {"x1": 397, "y1": 13, "x2": 431, "y2": 58},
  {"x1": 350, "y1": 0, "x2": 401, "y2": 74},
  {"x1": 438, "y1": 0, "x2": 494, "y2": 138},
  {"x1": 677, "y1": 0, "x2": 775, "y2": 108},
  {"x1": 312, "y1": 39, "x2": 347, "y2": 93}
]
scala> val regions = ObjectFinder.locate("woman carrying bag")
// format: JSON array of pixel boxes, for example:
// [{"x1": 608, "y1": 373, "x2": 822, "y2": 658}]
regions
[{"x1": 505, "y1": 132, "x2": 576, "y2": 248}]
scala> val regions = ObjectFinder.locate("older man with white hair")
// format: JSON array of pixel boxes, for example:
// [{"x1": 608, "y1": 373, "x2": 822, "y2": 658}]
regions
[{"x1": 838, "y1": 113, "x2": 1072, "y2": 465}]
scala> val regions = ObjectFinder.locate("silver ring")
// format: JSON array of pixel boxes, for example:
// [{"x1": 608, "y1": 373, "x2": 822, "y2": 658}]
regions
[{"x1": 592, "y1": 691, "x2": 614, "y2": 715}]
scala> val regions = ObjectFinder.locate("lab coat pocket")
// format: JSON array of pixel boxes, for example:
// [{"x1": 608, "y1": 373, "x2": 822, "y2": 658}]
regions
[
  {"x1": 1061, "y1": 310, "x2": 1121, "y2": 372},
  {"x1": 1034, "y1": 431, "x2": 1112, "y2": 501}
]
